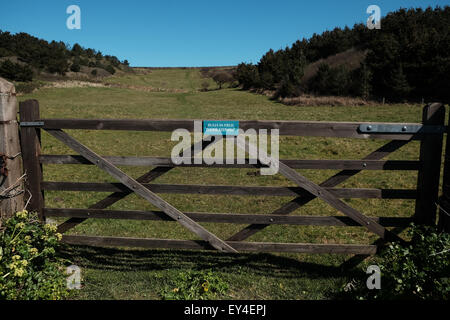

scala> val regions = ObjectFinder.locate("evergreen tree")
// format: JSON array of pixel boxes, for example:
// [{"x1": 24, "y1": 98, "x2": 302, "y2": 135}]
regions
[
  {"x1": 235, "y1": 6, "x2": 450, "y2": 102},
  {"x1": 387, "y1": 64, "x2": 412, "y2": 101},
  {"x1": 236, "y1": 63, "x2": 259, "y2": 89}
]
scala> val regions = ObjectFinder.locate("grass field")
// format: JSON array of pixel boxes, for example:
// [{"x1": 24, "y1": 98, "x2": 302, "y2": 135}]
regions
[{"x1": 18, "y1": 68, "x2": 436, "y2": 299}]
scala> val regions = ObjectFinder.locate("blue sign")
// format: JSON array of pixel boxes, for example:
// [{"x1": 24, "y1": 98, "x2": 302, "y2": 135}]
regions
[{"x1": 203, "y1": 120, "x2": 239, "y2": 136}]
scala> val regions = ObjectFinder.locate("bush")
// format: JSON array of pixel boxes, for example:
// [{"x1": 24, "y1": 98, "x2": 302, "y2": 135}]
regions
[
  {"x1": 0, "y1": 210, "x2": 69, "y2": 300},
  {"x1": 0, "y1": 60, "x2": 33, "y2": 82},
  {"x1": 341, "y1": 224, "x2": 450, "y2": 300},
  {"x1": 70, "y1": 63, "x2": 80, "y2": 73},
  {"x1": 105, "y1": 65, "x2": 116, "y2": 75},
  {"x1": 91, "y1": 69, "x2": 97, "y2": 76},
  {"x1": 15, "y1": 81, "x2": 44, "y2": 94},
  {"x1": 46, "y1": 58, "x2": 69, "y2": 75},
  {"x1": 161, "y1": 269, "x2": 228, "y2": 300}
]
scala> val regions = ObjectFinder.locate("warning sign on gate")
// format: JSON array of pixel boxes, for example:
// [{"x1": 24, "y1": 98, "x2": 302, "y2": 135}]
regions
[{"x1": 203, "y1": 120, "x2": 239, "y2": 136}]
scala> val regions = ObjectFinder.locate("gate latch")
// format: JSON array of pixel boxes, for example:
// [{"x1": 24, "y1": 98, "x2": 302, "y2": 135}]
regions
[{"x1": 20, "y1": 121, "x2": 44, "y2": 127}]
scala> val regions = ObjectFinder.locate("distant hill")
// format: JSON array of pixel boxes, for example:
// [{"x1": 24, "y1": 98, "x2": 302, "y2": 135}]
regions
[
  {"x1": 0, "y1": 30, "x2": 131, "y2": 82},
  {"x1": 236, "y1": 6, "x2": 450, "y2": 103}
]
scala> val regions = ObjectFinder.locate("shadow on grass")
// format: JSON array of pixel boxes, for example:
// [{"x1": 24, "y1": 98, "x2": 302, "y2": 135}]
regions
[{"x1": 59, "y1": 244, "x2": 357, "y2": 281}]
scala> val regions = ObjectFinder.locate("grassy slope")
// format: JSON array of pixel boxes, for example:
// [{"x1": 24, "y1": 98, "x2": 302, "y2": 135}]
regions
[{"x1": 18, "y1": 68, "x2": 430, "y2": 300}]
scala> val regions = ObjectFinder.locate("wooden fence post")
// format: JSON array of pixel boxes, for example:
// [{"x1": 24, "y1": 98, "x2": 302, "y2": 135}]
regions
[
  {"x1": 0, "y1": 77, "x2": 24, "y2": 219},
  {"x1": 414, "y1": 103, "x2": 445, "y2": 225},
  {"x1": 438, "y1": 105, "x2": 450, "y2": 233},
  {"x1": 19, "y1": 100, "x2": 44, "y2": 221}
]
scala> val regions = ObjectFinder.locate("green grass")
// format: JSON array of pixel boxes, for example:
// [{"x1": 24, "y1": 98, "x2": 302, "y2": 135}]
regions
[
  {"x1": 105, "y1": 68, "x2": 215, "y2": 92},
  {"x1": 18, "y1": 68, "x2": 435, "y2": 300}
]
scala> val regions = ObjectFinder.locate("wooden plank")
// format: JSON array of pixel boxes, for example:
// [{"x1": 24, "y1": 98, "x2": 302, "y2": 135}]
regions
[
  {"x1": 39, "y1": 118, "x2": 429, "y2": 140},
  {"x1": 39, "y1": 154, "x2": 420, "y2": 170},
  {"x1": 56, "y1": 137, "x2": 221, "y2": 233},
  {"x1": 61, "y1": 235, "x2": 378, "y2": 255},
  {"x1": 19, "y1": 100, "x2": 44, "y2": 220},
  {"x1": 234, "y1": 136, "x2": 404, "y2": 243},
  {"x1": 0, "y1": 78, "x2": 24, "y2": 218},
  {"x1": 45, "y1": 207, "x2": 412, "y2": 227},
  {"x1": 228, "y1": 140, "x2": 410, "y2": 241},
  {"x1": 41, "y1": 181, "x2": 417, "y2": 199},
  {"x1": 414, "y1": 103, "x2": 445, "y2": 225},
  {"x1": 438, "y1": 106, "x2": 450, "y2": 233},
  {"x1": 56, "y1": 167, "x2": 172, "y2": 233},
  {"x1": 45, "y1": 129, "x2": 237, "y2": 253}
]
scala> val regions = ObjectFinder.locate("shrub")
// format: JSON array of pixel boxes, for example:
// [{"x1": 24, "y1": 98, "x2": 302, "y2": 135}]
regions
[
  {"x1": 46, "y1": 59, "x2": 69, "y2": 75},
  {"x1": 70, "y1": 63, "x2": 80, "y2": 73},
  {"x1": 0, "y1": 60, "x2": 33, "y2": 82},
  {"x1": 0, "y1": 210, "x2": 69, "y2": 300},
  {"x1": 105, "y1": 65, "x2": 116, "y2": 75},
  {"x1": 15, "y1": 81, "x2": 44, "y2": 94},
  {"x1": 341, "y1": 224, "x2": 450, "y2": 300},
  {"x1": 161, "y1": 269, "x2": 228, "y2": 300},
  {"x1": 91, "y1": 69, "x2": 97, "y2": 76}
]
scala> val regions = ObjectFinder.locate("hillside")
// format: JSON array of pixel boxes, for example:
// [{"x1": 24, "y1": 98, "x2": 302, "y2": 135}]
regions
[
  {"x1": 0, "y1": 30, "x2": 132, "y2": 82},
  {"x1": 236, "y1": 6, "x2": 450, "y2": 103},
  {"x1": 300, "y1": 48, "x2": 367, "y2": 88}
]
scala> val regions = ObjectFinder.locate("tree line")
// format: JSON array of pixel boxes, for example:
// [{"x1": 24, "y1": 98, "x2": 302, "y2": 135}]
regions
[
  {"x1": 236, "y1": 6, "x2": 450, "y2": 102},
  {"x1": 0, "y1": 30, "x2": 129, "y2": 81}
]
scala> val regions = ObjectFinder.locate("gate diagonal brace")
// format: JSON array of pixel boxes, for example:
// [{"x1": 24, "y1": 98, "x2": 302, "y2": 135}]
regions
[
  {"x1": 228, "y1": 140, "x2": 409, "y2": 242},
  {"x1": 234, "y1": 136, "x2": 405, "y2": 244},
  {"x1": 46, "y1": 129, "x2": 237, "y2": 253}
]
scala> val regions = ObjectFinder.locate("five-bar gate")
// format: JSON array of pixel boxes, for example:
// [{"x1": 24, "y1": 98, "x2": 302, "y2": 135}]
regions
[{"x1": 19, "y1": 100, "x2": 447, "y2": 255}]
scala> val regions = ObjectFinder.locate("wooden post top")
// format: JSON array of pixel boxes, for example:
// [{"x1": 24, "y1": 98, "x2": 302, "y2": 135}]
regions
[{"x1": 0, "y1": 77, "x2": 17, "y2": 121}]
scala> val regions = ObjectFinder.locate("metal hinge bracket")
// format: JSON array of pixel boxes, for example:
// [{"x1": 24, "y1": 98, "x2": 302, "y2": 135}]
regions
[{"x1": 358, "y1": 124, "x2": 445, "y2": 134}]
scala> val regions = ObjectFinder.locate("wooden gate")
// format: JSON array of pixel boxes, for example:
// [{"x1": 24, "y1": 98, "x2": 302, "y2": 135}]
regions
[{"x1": 19, "y1": 100, "x2": 446, "y2": 255}]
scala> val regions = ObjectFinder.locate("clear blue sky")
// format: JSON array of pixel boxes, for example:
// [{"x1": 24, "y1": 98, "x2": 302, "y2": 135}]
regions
[{"x1": 0, "y1": 0, "x2": 449, "y2": 67}]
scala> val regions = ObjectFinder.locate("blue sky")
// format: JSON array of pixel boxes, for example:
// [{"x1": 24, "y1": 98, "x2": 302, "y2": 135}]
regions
[{"x1": 0, "y1": 0, "x2": 449, "y2": 67}]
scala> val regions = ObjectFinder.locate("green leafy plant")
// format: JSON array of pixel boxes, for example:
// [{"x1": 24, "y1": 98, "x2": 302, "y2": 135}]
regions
[
  {"x1": 341, "y1": 224, "x2": 450, "y2": 300},
  {"x1": 161, "y1": 269, "x2": 229, "y2": 300},
  {"x1": 15, "y1": 81, "x2": 45, "y2": 94},
  {"x1": 0, "y1": 210, "x2": 69, "y2": 300}
]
